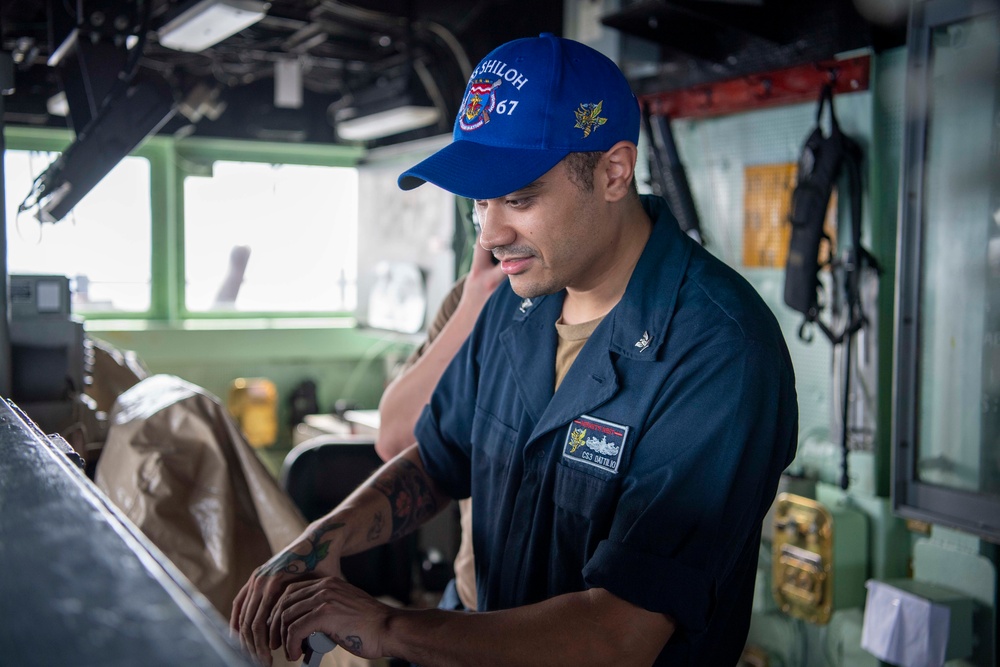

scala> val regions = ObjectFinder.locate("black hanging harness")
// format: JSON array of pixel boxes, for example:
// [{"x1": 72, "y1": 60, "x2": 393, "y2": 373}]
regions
[
  {"x1": 784, "y1": 83, "x2": 881, "y2": 345},
  {"x1": 783, "y1": 84, "x2": 882, "y2": 489}
]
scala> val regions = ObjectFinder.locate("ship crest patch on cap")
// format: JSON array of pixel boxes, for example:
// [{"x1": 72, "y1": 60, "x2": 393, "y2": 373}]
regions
[
  {"x1": 460, "y1": 78, "x2": 502, "y2": 131},
  {"x1": 574, "y1": 100, "x2": 608, "y2": 138}
]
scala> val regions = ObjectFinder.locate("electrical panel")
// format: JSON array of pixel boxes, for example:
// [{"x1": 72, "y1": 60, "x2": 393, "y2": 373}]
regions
[
  {"x1": 772, "y1": 492, "x2": 868, "y2": 624},
  {"x1": 8, "y1": 274, "x2": 85, "y2": 434},
  {"x1": 9, "y1": 274, "x2": 72, "y2": 319}
]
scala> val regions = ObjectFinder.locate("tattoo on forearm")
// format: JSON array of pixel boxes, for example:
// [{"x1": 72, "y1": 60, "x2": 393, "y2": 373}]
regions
[
  {"x1": 256, "y1": 523, "x2": 344, "y2": 577},
  {"x1": 372, "y1": 459, "x2": 438, "y2": 540},
  {"x1": 367, "y1": 510, "x2": 384, "y2": 542},
  {"x1": 340, "y1": 635, "x2": 363, "y2": 652}
]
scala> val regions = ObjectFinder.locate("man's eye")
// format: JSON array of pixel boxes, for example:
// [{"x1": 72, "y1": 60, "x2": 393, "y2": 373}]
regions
[{"x1": 506, "y1": 197, "x2": 529, "y2": 208}]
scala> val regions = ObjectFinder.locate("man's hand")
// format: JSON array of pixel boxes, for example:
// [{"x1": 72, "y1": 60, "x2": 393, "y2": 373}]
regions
[
  {"x1": 230, "y1": 522, "x2": 346, "y2": 665},
  {"x1": 274, "y1": 577, "x2": 392, "y2": 663},
  {"x1": 232, "y1": 447, "x2": 445, "y2": 664},
  {"x1": 462, "y1": 241, "x2": 506, "y2": 309}
]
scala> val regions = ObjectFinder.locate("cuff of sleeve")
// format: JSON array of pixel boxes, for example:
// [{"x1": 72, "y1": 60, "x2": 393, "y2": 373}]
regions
[
  {"x1": 414, "y1": 409, "x2": 469, "y2": 500},
  {"x1": 416, "y1": 442, "x2": 464, "y2": 500},
  {"x1": 582, "y1": 540, "x2": 715, "y2": 634}
]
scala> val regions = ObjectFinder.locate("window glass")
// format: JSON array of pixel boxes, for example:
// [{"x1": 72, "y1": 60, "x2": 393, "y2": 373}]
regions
[
  {"x1": 916, "y1": 14, "x2": 1000, "y2": 495},
  {"x1": 3, "y1": 150, "x2": 152, "y2": 312},
  {"x1": 183, "y1": 161, "x2": 358, "y2": 313}
]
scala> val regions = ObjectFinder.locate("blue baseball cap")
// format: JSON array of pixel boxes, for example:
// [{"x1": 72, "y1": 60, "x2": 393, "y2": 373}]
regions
[{"x1": 397, "y1": 33, "x2": 640, "y2": 200}]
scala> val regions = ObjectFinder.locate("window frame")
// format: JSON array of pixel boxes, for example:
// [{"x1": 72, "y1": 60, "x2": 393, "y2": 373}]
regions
[
  {"x1": 893, "y1": 0, "x2": 1000, "y2": 543},
  {"x1": 4, "y1": 126, "x2": 364, "y2": 323}
]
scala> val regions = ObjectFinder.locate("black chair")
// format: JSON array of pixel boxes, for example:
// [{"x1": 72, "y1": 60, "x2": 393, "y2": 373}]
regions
[{"x1": 280, "y1": 434, "x2": 415, "y2": 605}]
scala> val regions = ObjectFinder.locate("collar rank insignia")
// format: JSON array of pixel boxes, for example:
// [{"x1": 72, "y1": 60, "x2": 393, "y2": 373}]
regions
[
  {"x1": 460, "y1": 79, "x2": 502, "y2": 131},
  {"x1": 634, "y1": 330, "x2": 651, "y2": 352},
  {"x1": 563, "y1": 414, "x2": 629, "y2": 475},
  {"x1": 574, "y1": 100, "x2": 608, "y2": 138},
  {"x1": 519, "y1": 298, "x2": 533, "y2": 313}
]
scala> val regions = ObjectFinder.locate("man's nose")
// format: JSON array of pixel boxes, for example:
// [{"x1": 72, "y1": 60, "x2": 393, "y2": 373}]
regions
[{"x1": 477, "y1": 202, "x2": 515, "y2": 251}]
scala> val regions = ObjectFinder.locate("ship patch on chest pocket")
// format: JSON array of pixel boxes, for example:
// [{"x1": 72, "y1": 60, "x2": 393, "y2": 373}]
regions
[{"x1": 563, "y1": 414, "x2": 629, "y2": 474}]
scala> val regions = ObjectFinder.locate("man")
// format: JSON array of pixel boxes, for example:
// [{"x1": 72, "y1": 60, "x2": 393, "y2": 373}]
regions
[{"x1": 233, "y1": 34, "x2": 798, "y2": 666}]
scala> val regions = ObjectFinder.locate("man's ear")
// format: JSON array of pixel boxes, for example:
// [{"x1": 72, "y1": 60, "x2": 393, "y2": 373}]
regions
[{"x1": 602, "y1": 141, "x2": 638, "y2": 202}]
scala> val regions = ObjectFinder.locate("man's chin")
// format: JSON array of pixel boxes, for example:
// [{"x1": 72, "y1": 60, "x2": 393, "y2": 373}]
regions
[{"x1": 508, "y1": 277, "x2": 557, "y2": 300}]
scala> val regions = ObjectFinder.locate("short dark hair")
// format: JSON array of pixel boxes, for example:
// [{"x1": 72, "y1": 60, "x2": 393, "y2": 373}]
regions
[
  {"x1": 564, "y1": 150, "x2": 638, "y2": 197},
  {"x1": 563, "y1": 151, "x2": 604, "y2": 191}
]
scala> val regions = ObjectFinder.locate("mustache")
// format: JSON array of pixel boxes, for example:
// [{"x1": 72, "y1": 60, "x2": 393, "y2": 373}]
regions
[{"x1": 491, "y1": 245, "x2": 536, "y2": 261}]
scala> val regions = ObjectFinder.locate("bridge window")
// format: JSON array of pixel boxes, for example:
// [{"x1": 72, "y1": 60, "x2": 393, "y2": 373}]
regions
[
  {"x1": 183, "y1": 161, "x2": 358, "y2": 314},
  {"x1": 4, "y1": 149, "x2": 152, "y2": 313},
  {"x1": 3, "y1": 131, "x2": 364, "y2": 323}
]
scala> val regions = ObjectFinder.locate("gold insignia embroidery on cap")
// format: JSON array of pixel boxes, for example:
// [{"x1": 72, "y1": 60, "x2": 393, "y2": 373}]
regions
[{"x1": 574, "y1": 100, "x2": 608, "y2": 138}]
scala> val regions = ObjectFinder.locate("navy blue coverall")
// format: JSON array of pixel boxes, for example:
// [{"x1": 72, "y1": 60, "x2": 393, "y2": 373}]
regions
[{"x1": 415, "y1": 195, "x2": 799, "y2": 665}]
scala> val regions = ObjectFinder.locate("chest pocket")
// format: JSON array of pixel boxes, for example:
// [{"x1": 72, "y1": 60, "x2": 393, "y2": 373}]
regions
[
  {"x1": 549, "y1": 462, "x2": 620, "y2": 593},
  {"x1": 471, "y1": 406, "x2": 518, "y2": 491},
  {"x1": 553, "y1": 461, "x2": 619, "y2": 523}
]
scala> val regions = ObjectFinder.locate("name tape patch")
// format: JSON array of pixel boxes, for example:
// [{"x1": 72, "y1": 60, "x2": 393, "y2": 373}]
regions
[{"x1": 562, "y1": 414, "x2": 629, "y2": 474}]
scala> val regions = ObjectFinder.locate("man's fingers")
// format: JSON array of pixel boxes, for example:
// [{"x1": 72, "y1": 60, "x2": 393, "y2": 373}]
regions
[
  {"x1": 250, "y1": 584, "x2": 279, "y2": 664},
  {"x1": 283, "y1": 606, "x2": 333, "y2": 663},
  {"x1": 268, "y1": 577, "x2": 320, "y2": 650},
  {"x1": 471, "y1": 242, "x2": 493, "y2": 269},
  {"x1": 272, "y1": 578, "x2": 327, "y2": 652},
  {"x1": 238, "y1": 580, "x2": 264, "y2": 655},
  {"x1": 231, "y1": 579, "x2": 251, "y2": 633},
  {"x1": 233, "y1": 568, "x2": 345, "y2": 662},
  {"x1": 234, "y1": 575, "x2": 276, "y2": 665},
  {"x1": 276, "y1": 581, "x2": 323, "y2": 649},
  {"x1": 276, "y1": 578, "x2": 382, "y2": 661},
  {"x1": 280, "y1": 586, "x2": 356, "y2": 662},
  {"x1": 269, "y1": 581, "x2": 300, "y2": 652}
]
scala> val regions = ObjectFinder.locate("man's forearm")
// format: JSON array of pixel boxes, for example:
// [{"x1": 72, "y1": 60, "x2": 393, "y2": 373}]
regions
[
  {"x1": 375, "y1": 298, "x2": 484, "y2": 460},
  {"x1": 304, "y1": 445, "x2": 450, "y2": 562},
  {"x1": 376, "y1": 251, "x2": 504, "y2": 462},
  {"x1": 380, "y1": 587, "x2": 674, "y2": 667},
  {"x1": 256, "y1": 521, "x2": 347, "y2": 577}
]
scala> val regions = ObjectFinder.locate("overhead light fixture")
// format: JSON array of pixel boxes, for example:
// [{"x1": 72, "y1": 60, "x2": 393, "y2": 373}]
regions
[
  {"x1": 274, "y1": 57, "x2": 303, "y2": 109},
  {"x1": 336, "y1": 105, "x2": 441, "y2": 141},
  {"x1": 46, "y1": 91, "x2": 69, "y2": 117},
  {"x1": 334, "y1": 75, "x2": 441, "y2": 142},
  {"x1": 158, "y1": 0, "x2": 269, "y2": 53}
]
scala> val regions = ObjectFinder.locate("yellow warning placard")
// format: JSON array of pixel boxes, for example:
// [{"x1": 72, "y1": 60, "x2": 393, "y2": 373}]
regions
[{"x1": 743, "y1": 163, "x2": 836, "y2": 268}]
